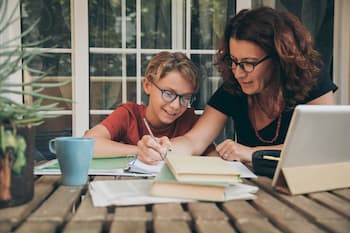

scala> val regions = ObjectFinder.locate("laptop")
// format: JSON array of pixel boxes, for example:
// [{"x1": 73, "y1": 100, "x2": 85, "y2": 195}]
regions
[{"x1": 272, "y1": 105, "x2": 350, "y2": 195}]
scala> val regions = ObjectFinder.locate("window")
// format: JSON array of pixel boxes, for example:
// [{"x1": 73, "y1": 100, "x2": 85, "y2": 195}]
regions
[{"x1": 19, "y1": 0, "x2": 236, "y2": 159}]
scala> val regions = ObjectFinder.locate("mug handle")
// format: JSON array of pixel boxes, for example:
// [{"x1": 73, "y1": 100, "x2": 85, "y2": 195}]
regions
[{"x1": 49, "y1": 139, "x2": 56, "y2": 154}]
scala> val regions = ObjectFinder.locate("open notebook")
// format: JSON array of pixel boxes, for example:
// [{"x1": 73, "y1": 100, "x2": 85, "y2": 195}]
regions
[{"x1": 272, "y1": 105, "x2": 350, "y2": 195}]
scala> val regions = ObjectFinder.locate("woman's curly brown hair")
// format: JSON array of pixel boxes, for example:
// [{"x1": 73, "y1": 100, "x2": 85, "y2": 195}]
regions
[{"x1": 215, "y1": 6, "x2": 321, "y2": 108}]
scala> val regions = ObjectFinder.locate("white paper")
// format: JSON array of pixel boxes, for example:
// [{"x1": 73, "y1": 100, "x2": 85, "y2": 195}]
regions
[
  {"x1": 226, "y1": 161, "x2": 258, "y2": 179},
  {"x1": 126, "y1": 158, "x2": 164, "y2": 175},
  {"x1": 89, "y1": 179, "x2": 195, "y2": 207},
  {"x1": 224, "y1": 182, "x2": 259, "y2": 200},
  {"x1": 89, "y1": 179, "x2": 258, "y2": 207}
]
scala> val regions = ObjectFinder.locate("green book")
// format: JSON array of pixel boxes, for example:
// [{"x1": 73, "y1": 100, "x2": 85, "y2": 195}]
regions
[
  {"x1": 34, "y1": 156, "x2": 152, "y2": 176},
  {"x1": 151, "y1": 164, "x2": 258, "y2": 202}
]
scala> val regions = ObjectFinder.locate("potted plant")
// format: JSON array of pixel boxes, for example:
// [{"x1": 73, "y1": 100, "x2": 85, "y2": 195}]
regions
[{"x1": 0, "y1": 0, "x2": 70, "y2": 208}]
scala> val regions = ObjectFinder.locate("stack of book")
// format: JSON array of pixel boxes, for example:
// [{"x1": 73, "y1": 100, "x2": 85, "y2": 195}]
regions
[{"x1": 151, "y1": 155, "x2": 258, "y2": 201}]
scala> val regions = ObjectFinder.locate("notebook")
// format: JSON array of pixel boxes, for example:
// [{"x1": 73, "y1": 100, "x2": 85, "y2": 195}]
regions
[{"x1": 272, "y1": 105, "x2": 350, "y2": 195}]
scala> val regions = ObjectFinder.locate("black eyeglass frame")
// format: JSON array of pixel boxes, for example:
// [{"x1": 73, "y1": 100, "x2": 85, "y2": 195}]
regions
[
  {"x1": 229, "y1": 55, "x2": 270, "y2": 73},
  {"x1": 148, "y1": 79, "x2": 195, "y2": 107}
]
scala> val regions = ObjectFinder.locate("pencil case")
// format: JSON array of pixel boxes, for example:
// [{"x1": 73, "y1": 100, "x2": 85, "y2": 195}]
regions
[{"x1": 252, "y1": 149, "x2": 281, "y2": 178}]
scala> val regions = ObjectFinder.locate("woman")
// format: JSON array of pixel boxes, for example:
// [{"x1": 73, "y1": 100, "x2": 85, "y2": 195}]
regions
[{"x1": 137, "y1": 7, "x2": 337, "y2": 164}]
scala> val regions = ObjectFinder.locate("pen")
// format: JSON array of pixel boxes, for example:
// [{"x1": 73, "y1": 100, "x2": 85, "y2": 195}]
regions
[
  {"x1": 143, "y1": 118, "x2": 167, "y2": 160},
  {"x1": 263, "y1": 155, "x2": 280, "y2": 161}
]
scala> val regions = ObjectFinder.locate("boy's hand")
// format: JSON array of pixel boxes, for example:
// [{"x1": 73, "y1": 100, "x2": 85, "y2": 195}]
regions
[{"x1": 137, "y1": 135, "x2": 171, "y2": 165}]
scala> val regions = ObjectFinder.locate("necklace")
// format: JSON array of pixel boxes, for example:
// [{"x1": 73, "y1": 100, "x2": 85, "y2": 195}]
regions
[{"x1": 252, "y1": 111, "x2": 282, "y2": 144}]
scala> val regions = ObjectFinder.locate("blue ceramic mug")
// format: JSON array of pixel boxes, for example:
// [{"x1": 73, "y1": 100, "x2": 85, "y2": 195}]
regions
[{"x1": 49, "y1": 137, "x2": 95, "y2": 186}]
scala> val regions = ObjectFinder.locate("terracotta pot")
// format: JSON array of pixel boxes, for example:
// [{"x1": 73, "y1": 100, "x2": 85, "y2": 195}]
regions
[{"x1": 0, "y1": 125, "x2": 35, "y2": 208}]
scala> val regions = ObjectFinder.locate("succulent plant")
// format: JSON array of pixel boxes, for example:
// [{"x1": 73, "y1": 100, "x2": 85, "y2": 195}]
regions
[{"x1": 0, "y1": 0, "x2": 70, "y2": 202}]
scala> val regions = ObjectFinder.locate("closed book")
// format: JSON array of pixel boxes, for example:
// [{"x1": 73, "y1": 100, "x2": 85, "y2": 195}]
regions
[
  {"x1": 151, "y1": 164, "x2": 258, "y2": 202},
  {"x1": 165, "y1": 154, "x2": 240, "y2": 183}
]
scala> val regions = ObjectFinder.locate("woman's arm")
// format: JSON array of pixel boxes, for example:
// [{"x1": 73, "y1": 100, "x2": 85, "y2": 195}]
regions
[
  {"x1": 137, "y1": 106, "x2": 228, "y2": 163},
  {"x1": 84, "y1": 124, "x2": 137, "y2": 157},
  {"x1": 217, "y1": 91, "x2": 336, "y2": 163}
]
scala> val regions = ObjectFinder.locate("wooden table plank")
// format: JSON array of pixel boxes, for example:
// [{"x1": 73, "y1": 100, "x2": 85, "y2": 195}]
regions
[
  {"x1": 114, "y1": 206, "x2": 149, "y2": 221},
  {"x1": 223, "y1": 200, "x2": 282, "y2": 233},
  {"x1": 71, "y1": 193, "x2": 107, "y2": 222},
  {"x1": 308, "y1": 192, "x2": 350, "y2": 218},
  {"x1": 153, "y1": 204, "x2": 191, "y2": 233},
  {"x1": 14, "y1": 222, "x2": 57, "y2": 233},
  {"x1": 0, "y1": 176, "x2": 59, "y2": 233},
  {"x1": 187, "y1": 203, "x2": 228, "y2": 221},
  {"x1": 110, "y1": 221, "x2": 146, "y2": 233},
  {"x1": 249, "y1": 180, "x2": 326, "y2": 233},
  {"x1": 28, "y1": 185, "x2": 84, "y2": 223},
  {"x1": 154, "y1": 220, "x2": 191, "y2": 233},
  {"x1": 62, "y1": 222, "x2": 104, "y2": 233},
  {"x1": 332, "y1": 189, "x2": 350, "y2": 201},
  {"x1": 253, "y1": 177, "x2": 350, "y2": 233},
  {"x1": 153, "y1": 203, "x2": 190, "y2": 221},
  {"x1": 195, "y1": 220, "x2": 236, "y2": 233}
]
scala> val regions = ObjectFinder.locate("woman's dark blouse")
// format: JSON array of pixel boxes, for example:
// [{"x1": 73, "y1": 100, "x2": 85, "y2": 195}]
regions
[{"x1": 207, "y1": 72, "x2": 337, "y2": 147}]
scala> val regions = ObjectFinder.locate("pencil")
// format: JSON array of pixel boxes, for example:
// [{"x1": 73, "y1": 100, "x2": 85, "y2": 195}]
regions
[
  {"x1": 143, "y1": 118, "x2": 165, "y2": 160},
  {"x1": 262, "y1": 155, "x2": 280, "y2": 161}
]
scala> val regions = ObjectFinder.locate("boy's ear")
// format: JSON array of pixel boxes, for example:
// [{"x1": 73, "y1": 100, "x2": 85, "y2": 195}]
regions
[{"x1": 143, "y1": 78, "x2": 151, "y2": 95}]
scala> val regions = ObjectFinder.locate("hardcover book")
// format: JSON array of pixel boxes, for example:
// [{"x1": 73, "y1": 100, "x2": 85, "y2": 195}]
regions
[
  {"x1": 151, "y1": 164, "x2": 257, "y2": 202},
  {"x1": 165, "y1": 154, "x2": 240, "y2": 183}
]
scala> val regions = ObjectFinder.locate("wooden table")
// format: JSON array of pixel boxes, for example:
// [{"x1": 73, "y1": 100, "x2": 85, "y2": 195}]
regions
[{"x1": 0, "y1": 175, "x2": 349, "y2": 233}]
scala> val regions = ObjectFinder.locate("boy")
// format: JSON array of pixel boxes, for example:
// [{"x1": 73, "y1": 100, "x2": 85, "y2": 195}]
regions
[{"x1": 85, "y1": 51, "x2": 214, "y2": 159}]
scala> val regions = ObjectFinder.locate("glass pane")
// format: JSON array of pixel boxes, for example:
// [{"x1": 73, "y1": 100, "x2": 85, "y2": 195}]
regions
[
  {"x1": 90, "y1": 54, "x2": 137, "y2": 109},
  {"x1": 90, "y1": 79, "x2": 123, "y2": 110},
  {"x1": 191, "y1": 54, "x2": 220, "y2": 110},
  {"x1": 90, "y1": 54, "x2": 122, "y2": 76},
  {"x1": 21, "y1": 0, "x2": 71, "y2": 48},
  {"x1": 126, "y1": 81, "x2": 137, "y2": 103},
  {"x1": 141, "y1": 0, "x2": 172, "y2": 49},
  {"x1": 35, "y1": 116, "x2": 72, "y2": 161},
  {"x1": 24, "y1": 53, "x2": 72, "y2": 110},
  {"x1": 90, "y1": 51, "x2": 123, "y2": 109},
  {"x1": 140, "y1": 54, "x2": 155, "y2": 104},
  {"x1": 191, "y1": 0, "x2": 235, "y2": 49},
  {"x1": 126, "y1": 0, "x2": 137, "y2": 48},
  {"x1": 90, "y1": 114, "x2": 109, "y2": 128},
  {"x1": 26, "y1": 53, "x2": 71, "y2": 76},
  {"x1": 89, "y1": 0, "x2": 122, "y2": 48}
]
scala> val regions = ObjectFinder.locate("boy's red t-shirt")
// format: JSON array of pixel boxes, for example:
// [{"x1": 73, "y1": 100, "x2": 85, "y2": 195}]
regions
[{"x1": 101, "y1": 102, "x2": 200, "y2": 146}]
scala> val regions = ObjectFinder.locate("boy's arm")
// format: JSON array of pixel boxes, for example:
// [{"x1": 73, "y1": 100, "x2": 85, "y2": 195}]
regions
[{"x1": 84, "y1": 124, "x2": 137, "y2": 157}]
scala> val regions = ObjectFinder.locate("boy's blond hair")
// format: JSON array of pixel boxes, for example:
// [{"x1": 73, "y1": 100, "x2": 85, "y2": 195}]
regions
[{"x1": 145, "y1": 51, "x2": 199, "y2": 92}]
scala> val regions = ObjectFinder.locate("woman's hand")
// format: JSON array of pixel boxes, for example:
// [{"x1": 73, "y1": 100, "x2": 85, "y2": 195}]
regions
[
  {"x1": 137, "y1": 135, "x2": 171, "y2": 165},
  {"x1": 216, "y1": 139, "x2": 254, "y2": 163}
]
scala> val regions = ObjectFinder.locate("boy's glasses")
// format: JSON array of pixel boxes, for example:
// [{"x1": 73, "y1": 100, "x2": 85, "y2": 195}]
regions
[
  {"x1": 149, "y1": 80, "x2": 195, "y2": 107},
  {"x1": 229, "y1": 55, "x2": 270, "y2": 73}
]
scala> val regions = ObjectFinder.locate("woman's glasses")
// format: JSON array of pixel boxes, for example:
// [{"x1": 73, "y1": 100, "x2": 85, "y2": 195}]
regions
[
  {"x1": 228, "y1": 55, "x2": 270, "y2": 73},
  {"x1": 149, "y1": 80, "x2": 195, "y2": 107}
]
